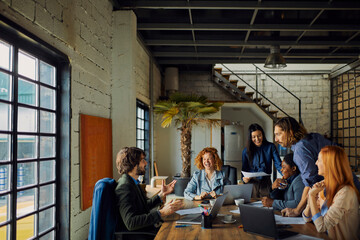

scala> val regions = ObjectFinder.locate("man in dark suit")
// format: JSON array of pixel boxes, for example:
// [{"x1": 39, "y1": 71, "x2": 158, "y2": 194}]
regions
[{"x1": 115, "y1": 147, "x2": 183, "y2": 239}]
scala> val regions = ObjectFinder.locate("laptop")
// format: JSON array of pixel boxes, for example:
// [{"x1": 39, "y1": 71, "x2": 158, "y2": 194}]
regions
[
  {"x1": 176, "y1": 192, "x2": 228, "y2": 225},
  {"x1": 239, "y1": 204, "x2": 298, "y2": 239},
  {"x1": 223, "y1": 184, "x2": 253, "y2": 205}
]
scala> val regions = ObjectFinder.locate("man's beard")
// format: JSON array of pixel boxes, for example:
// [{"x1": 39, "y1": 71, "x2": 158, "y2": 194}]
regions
[{"x1": 136, "y1": 166, "x2": 146, "y2": 175}]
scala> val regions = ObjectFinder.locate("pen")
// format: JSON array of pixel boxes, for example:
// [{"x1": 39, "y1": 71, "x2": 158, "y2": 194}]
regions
[
  {"x1": 175, "y1": 224, "x2": 191, "y2": 228},
  {"x1": 198, "y1": 204, "x2": 207, "y2": 210}
]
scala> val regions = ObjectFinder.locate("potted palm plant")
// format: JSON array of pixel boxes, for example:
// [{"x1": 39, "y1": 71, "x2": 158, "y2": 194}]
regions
[{"x1": 154, "y1": 93, "x2": 223, "y2": 196}]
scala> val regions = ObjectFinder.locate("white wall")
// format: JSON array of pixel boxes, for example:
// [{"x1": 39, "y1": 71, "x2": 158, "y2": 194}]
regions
[{"x1": 155, "y1": 112, "x2": 221, "y2": 178}]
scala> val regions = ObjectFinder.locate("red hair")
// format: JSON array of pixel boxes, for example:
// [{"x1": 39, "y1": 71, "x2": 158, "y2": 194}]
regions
[
  {"x1": 319, "y1": 146, "x2": 360, "y2": 207},
  {"x1": 194, "y1": 147, "x2": 223, "y2": 171}
]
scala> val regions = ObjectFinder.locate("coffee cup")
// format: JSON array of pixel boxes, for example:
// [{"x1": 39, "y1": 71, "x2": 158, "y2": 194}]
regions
[
  {"x1": 223, "y1": 214, "x2": 232, "y2": 222},
  {"x1": 234, "y1": 198, "x2": 245, "y2": 206}
]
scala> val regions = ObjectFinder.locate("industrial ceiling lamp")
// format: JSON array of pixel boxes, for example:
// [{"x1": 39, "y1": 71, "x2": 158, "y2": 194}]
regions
[{"x1": 264, "y1": 45, "x2": 287, "y2": 69}]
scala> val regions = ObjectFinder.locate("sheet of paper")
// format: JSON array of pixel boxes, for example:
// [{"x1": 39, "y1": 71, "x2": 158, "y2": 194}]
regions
[
  {"x1": 175, "y1": 207, "x2": 202, "y2": 216},
  {"x1": 242, "y1": 171, "x2": 271, "y2": 178},
  {"x1": 275, "y1": 215, "x2": 306, "y2": 225},
  {"x1": 283, "y1": 234, "x2": 322, "y2": 240},
  {"x1": 247, "y1": 200, "x2": 263, "y2": 207},
  {"x1": 230, "y1": 209, "x2": 240, "y2": 214}
]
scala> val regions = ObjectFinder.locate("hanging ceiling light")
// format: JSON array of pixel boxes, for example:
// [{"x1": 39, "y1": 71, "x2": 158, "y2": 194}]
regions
[{"x1": 264, "y1": 45, "x2": 287, "y2": 69}]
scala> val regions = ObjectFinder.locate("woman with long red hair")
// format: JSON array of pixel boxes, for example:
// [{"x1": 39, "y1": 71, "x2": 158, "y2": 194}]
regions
[{"x1": 303, "y1": 146, "x2": 360, "y2": 239}]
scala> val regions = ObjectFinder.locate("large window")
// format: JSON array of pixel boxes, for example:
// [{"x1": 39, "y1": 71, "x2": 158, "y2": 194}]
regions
[
  {"x1": 0, "y1": 30, "x2": 65, "y2": 239},
  {"x1": 136, "y1": 100, "x2": 150, "y2": 183}
]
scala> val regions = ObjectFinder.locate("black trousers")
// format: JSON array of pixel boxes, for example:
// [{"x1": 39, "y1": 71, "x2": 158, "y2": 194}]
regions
[{"x1": 248, "y1": 176, "x2": 272, "y2": 198}]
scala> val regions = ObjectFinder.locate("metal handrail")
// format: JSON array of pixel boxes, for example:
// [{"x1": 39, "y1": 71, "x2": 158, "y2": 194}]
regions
[
  {"x1": 221, "y1": 64, "x2": 291, "y2": 119},
  {"x1": 221, "y1": 64, "x2": 302, "y2": 124},
  {"x1": 252, "y1": 64, "x2": 302, "y2": 124}
]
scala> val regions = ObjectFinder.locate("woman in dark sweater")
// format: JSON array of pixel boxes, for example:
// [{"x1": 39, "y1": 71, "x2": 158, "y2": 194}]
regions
[{"x1": 242, "y1": 123, "x2": 282, "y2": 198}]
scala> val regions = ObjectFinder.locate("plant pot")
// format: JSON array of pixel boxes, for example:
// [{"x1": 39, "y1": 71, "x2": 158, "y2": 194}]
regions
[{"x1": 173, "y1": 176, "x2": 191, "y2": 196}]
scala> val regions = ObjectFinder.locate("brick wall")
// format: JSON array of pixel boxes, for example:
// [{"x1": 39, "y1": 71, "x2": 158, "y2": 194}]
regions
[
  {"x1": 0, "y1": 1, "x2": 159, "y2": 239},
  {"x1": 178, "y1": 71, "x2": 330, "y2": 135},
  {"x1": 231, "y1": 74, "x2": 330, "y2": 134},
  {"x1": 179, "y1": 71, "x2": 235, "y2": 102}
]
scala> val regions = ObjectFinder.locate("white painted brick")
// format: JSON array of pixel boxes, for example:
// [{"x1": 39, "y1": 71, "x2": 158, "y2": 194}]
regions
[
  {"x1": 35, "y1": 4, "x2": 54, "y2": 32},
  {"x1": 46, "y1": 0, "x2": 62, "y2": 20},
  {"x1": 12, "y1": 0, "x2": 35, "y2": 20},
  {"x1": 71, "y1": 163, "x2": 80, "y2": 182},
  {"x1": 37, "y1": 0, "x2": 46, "y2": 8},
  {"x1": 71, "y1": 179, "x2": 80, "y2": 198},
  {"x1": 72, "y1": 223, "x2": 90, "y2": 240}
]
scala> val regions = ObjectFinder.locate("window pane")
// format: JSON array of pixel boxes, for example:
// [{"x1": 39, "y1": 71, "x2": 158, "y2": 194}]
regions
[
  {"x1": 16, "y1": 214, "x2": 35, "y2": 240},
  {"x1": 0, "y1": 165, "x2": 10, "y2": 192},
  {"x1": 18, "y1": 51, "x2": 37, "y2": 80},
  {"x1": 40, "y1": 137, "x2": 55, "y2": 158},
  {"x1": 0, "y1": 194, "x2": 10, "y2": 224},
  {"x1": 39, "y1": 207, "x2": 54, "y2": 234},
  {"x1": 0, "y1": 71, "x2": 11, "y2": 101},
  {"x1": 40, "y1": 161, "x2": 55, "y2": 183},
  {"x1": 40, "y1": 61, "x2": 56, "y2": 87},
  {"x1": 17, "y1": 188, "x2": 36, "y2": 217},
  {"x1": 18, "y1": 107, "x2": 37, "y2": 132},
  {"x1": 18, "y1": 135, "x2": 37, "y2": 160},
  {"x1": 39, "y1": 230, "x2": 54, "y2": 240},
  {"x1": 137, "y1": 107, "x2": 141, "y2": 117},
  {"x1": 18, "y1": 79, "x2": 37, "y2": 106},
  {"x1": 17, "y1": 162, "x2": 37, "y2": 188},
  {"x1": 0, "y1": 134, "x2": 11, "y2": 161},
  {"x1": 39, "y1": 184, "x2": 55, "y2": 208},
  {"x1": 0, "y1": 40, "x2": 11, "y2": 71},
  {"x1": 40, "y1": 111, "x2": 55, "y2": 133},
  {"x1": 0, "y1": 103, "x2": 11, "y2": 131},
  {"x1": 40, "y1": 86, "x2": 55, "y2": 110},
  {"x1": 0, "y1": 224, "x2": 10, "y2": 240}
]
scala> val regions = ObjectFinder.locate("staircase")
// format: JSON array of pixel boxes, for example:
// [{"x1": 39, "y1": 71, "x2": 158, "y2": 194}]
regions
[{"x1": 212, "y1": 65, "x2": 302, "y2": 123}]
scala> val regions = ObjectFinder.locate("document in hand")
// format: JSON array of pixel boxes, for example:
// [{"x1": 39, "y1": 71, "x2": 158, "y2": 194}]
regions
[{"x1": 242, "y1": 171, "x2": 271, "y2": 178}]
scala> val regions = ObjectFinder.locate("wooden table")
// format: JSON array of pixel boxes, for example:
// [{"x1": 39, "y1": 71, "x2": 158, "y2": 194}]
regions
[
  {"x1": 145, "y1": 185, "x2": 161, "y2": 199},
  {"x1": 155, "y1": 201, "x2": 329, "y2": 240}
]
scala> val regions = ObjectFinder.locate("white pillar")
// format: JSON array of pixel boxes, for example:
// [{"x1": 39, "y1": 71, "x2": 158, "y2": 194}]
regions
[{"x1": 111, "y1": 11, "x2": 137, "y2": 179}]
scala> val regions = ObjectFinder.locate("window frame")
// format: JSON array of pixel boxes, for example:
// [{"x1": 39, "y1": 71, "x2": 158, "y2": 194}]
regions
[
  {"x1": 0, "y1": 15, "x2": 70, "y2": 240},
  {"x1": 136, "y1": 100, "x2": 150, "y2": 183}
]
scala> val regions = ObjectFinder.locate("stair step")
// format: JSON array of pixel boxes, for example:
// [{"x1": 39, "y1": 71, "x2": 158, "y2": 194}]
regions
[
  {"x1": 269, "y1": 110, "x2": 278, "y2": 115},
  {"x1": 222, "y1": 74, "x2": 231, "y2": 80},
  {"x1": 261, "y1": 104, "x2": 270, "y2": 109},
  {"x1": 254, "y1": 97, "x2": 262, "y2": 103},
  {"x1": 237, "y1": 86, "x2": 246, "y2": 91},
  {"x1": 214, "y1": 68, "x2": 222, "y2": 74},
  {"x1": 229, "y1": 80, "x2": 238, "y2": 86},
  {"x1": 246, "y1": 92, "x2": 254, "y2": 98}
]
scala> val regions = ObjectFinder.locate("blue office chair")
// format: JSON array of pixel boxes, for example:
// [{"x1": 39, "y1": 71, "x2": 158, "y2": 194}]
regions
[{"x1": 88, "y1": 178, "x2": 156, "y2": 240}]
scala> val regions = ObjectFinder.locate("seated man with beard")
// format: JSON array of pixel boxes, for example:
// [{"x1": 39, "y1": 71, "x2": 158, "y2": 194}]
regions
[{"x1": 115, "y1": 147, "x2": 183, "y2": 240}]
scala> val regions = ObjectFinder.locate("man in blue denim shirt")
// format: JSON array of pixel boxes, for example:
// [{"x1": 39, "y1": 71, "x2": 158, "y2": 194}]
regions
[{"x1": 274, "y1": 117, "x2": 360, "y2": 217}]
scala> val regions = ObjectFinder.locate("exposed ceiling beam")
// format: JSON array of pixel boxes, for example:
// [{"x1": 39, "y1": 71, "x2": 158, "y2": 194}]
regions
[
  {"x1": 153, "y1": 52, "x2": 359, "y2": 58},
  {"x1": 157, "y1": 58, "x2": 356, "y2": 64},
  {"x1": 115, "y1": 1, "x2": 360, "y2": 10},
  {"x1": 145, "y1": 39, "x2": 360, "y2": 47},
  {"x1": 138, "y1": 23, "x2": 360, "y2": 31}
]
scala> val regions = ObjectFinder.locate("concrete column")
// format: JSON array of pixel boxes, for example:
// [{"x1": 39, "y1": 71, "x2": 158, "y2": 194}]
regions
[{"x1": 111, "y1": 10, "x2": 137, "y2": 178}]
